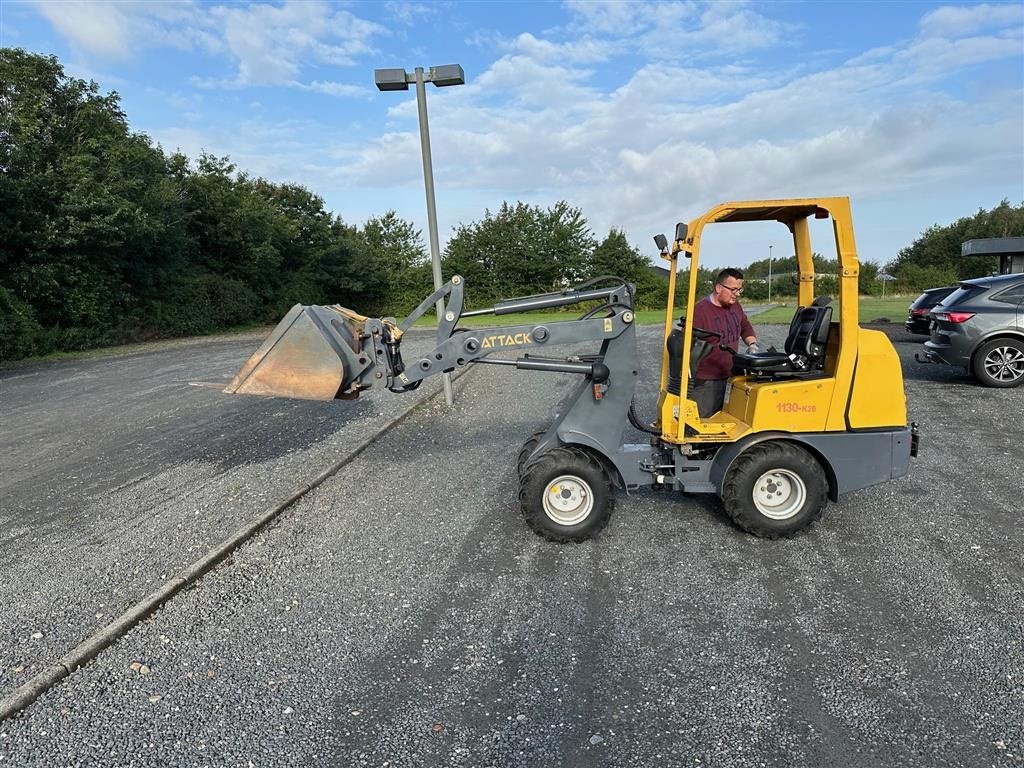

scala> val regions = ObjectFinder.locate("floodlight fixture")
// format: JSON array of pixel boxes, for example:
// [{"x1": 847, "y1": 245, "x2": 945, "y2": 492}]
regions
[
  {"x1": 374, "y1": 68, "x2": 410, "y2": 91},
  {"x1": 430, "y1": 64, "x2": 465, "y2": 87}
]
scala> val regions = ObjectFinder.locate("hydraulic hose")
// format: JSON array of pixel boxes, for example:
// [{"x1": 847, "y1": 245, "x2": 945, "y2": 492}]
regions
[{"x1": 628, "y1": 396, "x2": 660, "y2": 435}]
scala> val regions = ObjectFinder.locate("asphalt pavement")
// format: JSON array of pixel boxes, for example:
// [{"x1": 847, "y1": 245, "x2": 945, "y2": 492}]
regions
[{"x1": 0, "y1": 323, "x2": 1020, "y2": 767}]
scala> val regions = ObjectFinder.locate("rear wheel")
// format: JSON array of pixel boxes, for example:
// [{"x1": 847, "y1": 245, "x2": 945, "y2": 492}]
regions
[
  {"x1": 721, "y1": 442, "x2": 828, "y2": 538},
  {"x1": 971, "y1": 338, "x2": 1024, "y2": 388},
  {"x1": 519, "y1": 446, "x2": 614, "y2": 543}
]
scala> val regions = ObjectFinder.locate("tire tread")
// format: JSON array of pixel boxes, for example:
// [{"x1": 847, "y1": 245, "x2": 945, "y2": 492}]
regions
[{"x1": 721, "y1": 442, "x2": 827, "y2": 539}]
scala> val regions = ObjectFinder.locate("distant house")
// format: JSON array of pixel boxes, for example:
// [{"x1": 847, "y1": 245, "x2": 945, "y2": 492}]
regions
[{"x1": 962, "y1": 237, "x2": 1024, "y2": 274}]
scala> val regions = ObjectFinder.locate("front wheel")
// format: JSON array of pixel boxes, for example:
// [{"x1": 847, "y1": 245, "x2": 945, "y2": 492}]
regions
[
  {"x1": 971, "y1": 338, "x2": 1024, "y2": 388},
  {"x1": 516, "y1": 430, "x2": 547, "y2": 477},
  {"x1": 721, "y1": 442, "x2": 828, "y2": 538},
  {"x1": 518, "y1": 446, "x2": 614, "y2": 543}
]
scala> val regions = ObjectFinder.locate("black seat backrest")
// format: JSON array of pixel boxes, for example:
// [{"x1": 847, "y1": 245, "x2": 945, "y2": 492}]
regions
[{"x1": 784, "y1": 305, "x2": 833, "y2": 364}]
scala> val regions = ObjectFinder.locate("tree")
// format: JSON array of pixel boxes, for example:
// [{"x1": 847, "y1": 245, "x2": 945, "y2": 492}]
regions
[
  {"x1": 443, "y1": 201, "x2": 595, "y2": 306},
  {"x1": 857, "y1": 260, "x2": 881, "y2": 296},
  {"x1": 588, "y1": 228, "x2": 666, "y2": 308},
  {"x1": 890, "y1": 200, "x2": 1024, "y2": 285},
  {"x1": 0, "y1": 47, "x2": 184, "y2": 353},
  {"x1": 360, "y1": 211, "x2": 431, "y2": 315},
  {"x1": 0, "y1": 48, "x2": 402, "y2": 357}
]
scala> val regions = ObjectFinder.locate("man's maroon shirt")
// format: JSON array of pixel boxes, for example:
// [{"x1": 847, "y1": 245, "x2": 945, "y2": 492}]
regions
[{"x1": 690, "y1": 295, "x2": 755, "y2": 380}]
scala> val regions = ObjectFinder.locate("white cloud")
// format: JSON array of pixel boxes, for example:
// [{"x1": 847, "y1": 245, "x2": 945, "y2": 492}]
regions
[
  {"x1": 303, "y1": 80, "x2": 370, "y2": 98},
  {"x1": 894, "y1": 33, "x2": 1024, "y2": 78},
  {"x1": 685, "y1": 2, "x2": 793, "y2": 53},
  {"x1": 507, "y1": 32, "x2": 622, "y2": 64},
  {"x1": 474, "y1": 54, "x2": 600, "y2": 109},
  {"x1": 210, "y1": 2, "x2": 384, "y2": 86},
  {"x1": 31, "y1": 0, "x2": 383, "y2": 94},
  {"x1": 30, "y1": 0, "x2": 220, "y2": 59},
  {"x1": 326, "y1": 1, "x2": 1021, "y2": 258},
  {"x1": 564, "y1": 0, "x2": 793, "y2": 57},
  {"x1": 565, "y1": 0, "x2": 686, "y2": 36},
  {"x1": 919, "y1": 3, "x2": 1024, "y2": 38},
  {"x1": 382, "y1": 1, "x2": 440, "y2": 26},
  {"x1": 32, "y1": 1, "x2": 134, "y2": 59}
]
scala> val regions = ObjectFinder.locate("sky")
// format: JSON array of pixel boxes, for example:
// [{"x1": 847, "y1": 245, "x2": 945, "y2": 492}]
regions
[{"x1": 2, "y1": 0, "x2": 1023, "y2": 273}]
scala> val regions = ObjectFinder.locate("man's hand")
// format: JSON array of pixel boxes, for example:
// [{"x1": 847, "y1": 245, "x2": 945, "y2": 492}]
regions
[{"x1": 746, "y1": 341, "x2": 761, "y2": 354}]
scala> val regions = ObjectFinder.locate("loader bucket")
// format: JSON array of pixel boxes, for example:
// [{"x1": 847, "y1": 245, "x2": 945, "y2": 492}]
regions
[{"x1": 224, "y1": 304, "x2": 368, "y2": 401}]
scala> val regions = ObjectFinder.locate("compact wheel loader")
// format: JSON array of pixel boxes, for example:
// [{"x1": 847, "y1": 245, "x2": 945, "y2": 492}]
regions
[{"x1": 224, "y1": 197, "x2": 917, "y2": 541}]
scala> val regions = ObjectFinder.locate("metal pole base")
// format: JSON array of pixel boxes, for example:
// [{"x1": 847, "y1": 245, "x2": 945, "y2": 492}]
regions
[{"x1": 442, "y1": 372, "x2": 454, "y2": 405}]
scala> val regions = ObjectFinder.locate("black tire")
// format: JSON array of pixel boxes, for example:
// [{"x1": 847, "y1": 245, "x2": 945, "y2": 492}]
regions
[
  {"x1": 721, "y1": 442, "x2": 828, "y2": 538},
  {"x1": 518, "y1": 446, "x2": 615, "y2": 543},
  {"x1": 516, "y1": 430, "x2": 547, "y2": 477},
  {"x1": 971, "y1": 338, "x2": 1024, "y2": 388}
]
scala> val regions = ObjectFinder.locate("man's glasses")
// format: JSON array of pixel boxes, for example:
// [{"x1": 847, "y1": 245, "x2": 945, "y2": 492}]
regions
[{"x1": 717, "y1": 283, "x2": 743, "y2": 295}]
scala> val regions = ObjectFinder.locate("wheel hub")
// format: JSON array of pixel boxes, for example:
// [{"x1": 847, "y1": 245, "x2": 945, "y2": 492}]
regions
[
  {"x1": 985, "y1": 345, "x2": 1024, "y2": 383},
  {"x1": 542, "y1": 475, "x2": 594, "y2": 526},
  {"x1": 752, "y1": 469, "x2": 807, "y2": 520}
]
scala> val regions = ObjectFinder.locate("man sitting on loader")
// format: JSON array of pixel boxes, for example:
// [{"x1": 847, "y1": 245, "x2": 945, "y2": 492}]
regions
[{"x1": 691, "y1": 267, "x2": 759, "y2": 417}]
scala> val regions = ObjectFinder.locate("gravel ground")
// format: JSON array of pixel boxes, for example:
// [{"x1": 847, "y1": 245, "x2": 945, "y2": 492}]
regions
[
  {"x1": 0, "y1": 324, "x2": 1021, "y2": 767},
  {"x1": 0, "y1": 330, "x2": 445, "y2": 691}
]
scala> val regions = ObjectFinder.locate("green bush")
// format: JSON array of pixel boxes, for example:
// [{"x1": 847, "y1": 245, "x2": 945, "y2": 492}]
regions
[
  {"x1": 0, "y1": 286, "x2": 44, "y2": 361},
  {"x1": 146, "y1": 275, "x2": 258, "y2": 337}
]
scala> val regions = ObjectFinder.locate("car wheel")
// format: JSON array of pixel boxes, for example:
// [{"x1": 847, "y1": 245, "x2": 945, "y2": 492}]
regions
[{"x1": 971, "y1": 338, "x2": 1024, "y2": 388}]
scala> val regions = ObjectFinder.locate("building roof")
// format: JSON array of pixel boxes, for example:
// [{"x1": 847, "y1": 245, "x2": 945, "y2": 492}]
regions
[{"x1": 961, "y1": 237, "x2": 1024, "y2": 256}]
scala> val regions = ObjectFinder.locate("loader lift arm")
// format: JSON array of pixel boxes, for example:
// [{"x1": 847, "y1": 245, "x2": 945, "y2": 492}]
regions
[
  {"x1": 224, "y1": 276, "x2": 639, "y2": 400},
  {"x1": 380, "y1": 276, "x2": 637, "y2": 392},
  {"x1": 224, "y1": 276, "x2": 644, "y2": 496}
]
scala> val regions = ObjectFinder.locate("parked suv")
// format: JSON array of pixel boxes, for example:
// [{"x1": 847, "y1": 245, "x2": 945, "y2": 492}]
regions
[
  {"x1": 922, "y1": 273, "x2": 1024, "y2": 387},
  {"x1": 905, "y1": 286, "x2": 957, "y2": 335}
]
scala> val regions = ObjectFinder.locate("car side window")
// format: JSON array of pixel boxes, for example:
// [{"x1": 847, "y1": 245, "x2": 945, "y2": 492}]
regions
[{"x1": 991, "y1": 282, "x2": 1024, "y2": 305}]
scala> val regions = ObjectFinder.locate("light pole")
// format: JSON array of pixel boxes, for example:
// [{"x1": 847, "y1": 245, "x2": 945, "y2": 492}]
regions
[
  {"x1": 374, "y1": 64, "x2": 465, "y2": 406},
  {"x1": 767, "y1": 244, "x2": 773, "y2": 305}
]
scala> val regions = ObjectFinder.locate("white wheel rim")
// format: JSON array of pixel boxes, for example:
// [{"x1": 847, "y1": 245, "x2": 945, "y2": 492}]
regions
[
  {"x1": 542, "y1": 474, "x2": 594, "y2": 526},
  {"x1": 984, "y1": 345, "x2": 1024, "y2": 383},
  {"x1": 752, "y1": 469, "x2": 806, "y2": 520}
]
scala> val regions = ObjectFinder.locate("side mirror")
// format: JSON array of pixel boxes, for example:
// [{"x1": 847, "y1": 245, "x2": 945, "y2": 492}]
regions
[
  {"x1": 653, "y1": 234, "x2": 668, "y2": 252},
  {"x1": 674, "y1": 222, "x2": 688, "y2": 242}
]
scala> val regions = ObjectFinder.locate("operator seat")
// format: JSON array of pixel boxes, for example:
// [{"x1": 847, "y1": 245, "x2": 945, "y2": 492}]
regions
[{"x1": 732, "y1": 299, "x2": 833, "y2": 378}]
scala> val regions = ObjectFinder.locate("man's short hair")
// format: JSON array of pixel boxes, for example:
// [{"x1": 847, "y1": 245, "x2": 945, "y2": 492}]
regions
[{"x1": 717, "y1": 268, "x2": 744, "y2": 283}]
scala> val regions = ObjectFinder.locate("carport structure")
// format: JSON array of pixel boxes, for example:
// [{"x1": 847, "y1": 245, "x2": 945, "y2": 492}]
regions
[{"x1": 962, "y1": 236, "x2": 1024, "y2": 274}]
